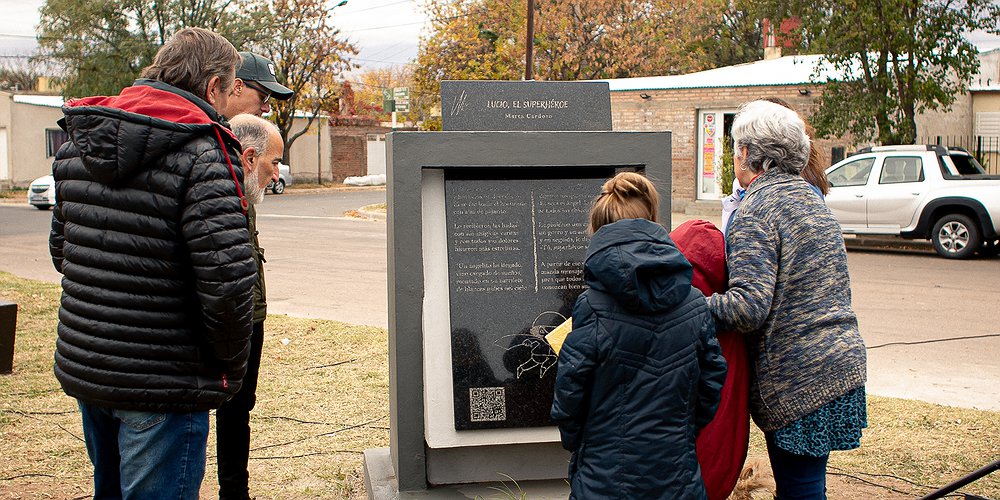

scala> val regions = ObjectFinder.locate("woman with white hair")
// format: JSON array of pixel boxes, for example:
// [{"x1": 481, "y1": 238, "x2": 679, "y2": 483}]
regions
[{"x1": 707, "y1": 100, "x2": 867, "y2": 499}]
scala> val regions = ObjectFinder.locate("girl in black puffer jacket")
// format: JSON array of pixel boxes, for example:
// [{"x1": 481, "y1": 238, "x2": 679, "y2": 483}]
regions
[{"x1": 551, "y1": 172, "x2": 727, "y2": 499}]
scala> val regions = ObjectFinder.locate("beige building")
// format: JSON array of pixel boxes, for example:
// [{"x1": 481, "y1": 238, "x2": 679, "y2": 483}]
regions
[
  {"x1": 0, "y1": 93, "x2": 65, "y2": 187},
  {"x1": 0, "y1": 90, "x2": 331, "y2": 188},
  {"x1": 916, "y1": 48, "x2": 1000, "y2": 144},
  {"x1": 284, "y1": 112, "x2": 332, "y2": 184},
  {"x1": 966, "y1": 49, "x2": 1000, "y2": 170}
]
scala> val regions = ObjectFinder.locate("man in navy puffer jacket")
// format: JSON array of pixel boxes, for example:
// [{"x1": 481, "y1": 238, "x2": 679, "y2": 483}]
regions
[{"x1": 552, "y1": 217, "x2": 727, "y2": 499}]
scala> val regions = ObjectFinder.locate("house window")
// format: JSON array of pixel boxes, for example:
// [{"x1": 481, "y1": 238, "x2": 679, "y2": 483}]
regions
[
  {"x1": 46, "y1": 128, "x2": 69, "y2": 157},
  {"x1": 974, "y1": 112, "x2": 1000, "y2": 153}
]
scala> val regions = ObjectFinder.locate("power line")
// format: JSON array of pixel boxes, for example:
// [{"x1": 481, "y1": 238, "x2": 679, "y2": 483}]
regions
[
  {"x1": 361, "y1": 40, "x2": 408, "y2": 59},
  {"x1": 377, "y1": 44, "x2": 417, "y2": 62},
  {"x1": 341, "y1": 0, "x2": 413, "y2": 14},
  {"x1": 342, "y1": 13, "x2": 470, "y2": 34},
  {"x1": 343, "y1": 19, "x2": 430, "y2": 33},
  {"x1": 351, "y1": 56, "x2": 416, "y2": 66}
]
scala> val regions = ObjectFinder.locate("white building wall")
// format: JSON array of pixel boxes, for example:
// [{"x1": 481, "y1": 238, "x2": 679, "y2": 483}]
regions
[{"x1": 286, "y1": 116, "x2": 331, "y2": 184}]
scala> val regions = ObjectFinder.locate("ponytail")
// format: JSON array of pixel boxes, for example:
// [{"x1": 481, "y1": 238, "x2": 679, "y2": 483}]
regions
[{"x1": 589, "y1": 172, "x2": 659, "y2": 234}]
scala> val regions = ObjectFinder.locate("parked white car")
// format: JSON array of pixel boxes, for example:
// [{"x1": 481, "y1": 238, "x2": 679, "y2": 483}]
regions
[
  {"x1": 27, "y1": 175, "x2": 56, "y2": 210},
  {"x1": 825, "y1": 145, "x2": 1000, "y2": 259},
  {"x1": 267, "y1": 163, "x2": 292, "y2": 194}
]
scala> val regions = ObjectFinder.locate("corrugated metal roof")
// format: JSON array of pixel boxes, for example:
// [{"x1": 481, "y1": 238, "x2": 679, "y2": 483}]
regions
[
  {"x1": 12, "y1": 94, "x2": 64, "y2": 108},
  {"x1": 603, "y1": 44, "x2": 999, "y2": 93},
  {"x1": 8, "y1": 93, "x2": 326, "y2": 118},
  {"x1": 601, "y1": 55, "x2": 842, "y2": 92}
]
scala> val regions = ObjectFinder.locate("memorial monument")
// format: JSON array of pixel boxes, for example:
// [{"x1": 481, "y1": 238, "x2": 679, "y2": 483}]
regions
[{"x1": 365, "y1": 80, "x2": 672, "y2": 498}]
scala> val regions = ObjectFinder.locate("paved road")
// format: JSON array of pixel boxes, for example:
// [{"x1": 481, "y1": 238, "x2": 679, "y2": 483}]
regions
[
  {"x1": 2, "y1": 190, "x2": 999, "y2": 411},
  {"x1": 255, "y1": 189, "x2": 388, "y2": 326}
]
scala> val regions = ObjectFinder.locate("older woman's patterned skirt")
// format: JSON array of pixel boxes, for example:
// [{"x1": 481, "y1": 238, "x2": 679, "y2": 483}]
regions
[{"x1": 771, "y1": 386, "x2": 867, "y2": 457}]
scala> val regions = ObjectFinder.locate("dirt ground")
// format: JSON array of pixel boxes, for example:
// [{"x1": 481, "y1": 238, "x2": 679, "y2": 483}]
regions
[{"x1": 732, "y1": 454, "x2": 921, "y2": 500}]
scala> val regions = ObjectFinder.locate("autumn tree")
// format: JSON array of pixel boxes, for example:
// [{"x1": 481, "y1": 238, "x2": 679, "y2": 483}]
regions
[
  {"x1": 759, "y1": 0, "x2": 1000, "y2": 145},
  {"x1": 413, "y1": 0, "x2": 522, "y2": 117},
  {"x1": 249, "y1": 0, "x2": 357, "y2": 163},
  {"x1": 414, "y1": 0, "x2": 764, "y2": 117},
  {"x1": 531, "y1": 0, "x2": 718, "y2": 80},
  {"x1": 38, "y1": 0, "x2": 271, "y2": 98},
  {"x1": 351, "y1": 66, "x2": 416, "y2": 121}
]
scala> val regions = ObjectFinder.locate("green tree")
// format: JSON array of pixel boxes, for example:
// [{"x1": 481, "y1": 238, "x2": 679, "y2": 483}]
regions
[
  {"x1": 719, "y1": 138, "x2": 736, "y2": 196},
  {"x1": 38, "y1": 0, "x2": 271, "y2": 98},
  {"x1": 694, "y1": 0, "x2": 764, "y2": 68},
  {"x1": 759, "y1": 0, "x2": 1000, "y2": 145}
]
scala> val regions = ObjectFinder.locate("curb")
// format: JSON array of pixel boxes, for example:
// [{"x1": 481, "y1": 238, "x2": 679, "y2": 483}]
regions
[
  {"x1": 843, "y1": 235, "x2": 934, "y2": 254},
  {"x1": 277, "y1": 185, "x2": 386, "y2": 195},
  {"x1": 357, "y1": 210, "x2": 386, "y2": 220}
]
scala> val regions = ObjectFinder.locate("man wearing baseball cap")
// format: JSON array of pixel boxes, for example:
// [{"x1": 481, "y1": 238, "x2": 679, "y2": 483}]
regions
[
  {"x1": 216, "y1": 51, "x2": 293, "y2": 500},
  {"x1": 222, "y1": 52, "x2": 294, "y2": 118}
]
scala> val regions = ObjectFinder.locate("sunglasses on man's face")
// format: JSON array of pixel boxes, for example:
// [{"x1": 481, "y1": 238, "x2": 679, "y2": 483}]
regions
[{"x1": 244, "y1": 80, "x2": 272, "y2": 102}]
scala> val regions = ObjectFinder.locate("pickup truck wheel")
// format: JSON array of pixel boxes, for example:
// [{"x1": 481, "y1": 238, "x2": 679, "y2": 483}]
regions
[{"x1": 932, "y1": 214, "x2": 980, "y2": 259}]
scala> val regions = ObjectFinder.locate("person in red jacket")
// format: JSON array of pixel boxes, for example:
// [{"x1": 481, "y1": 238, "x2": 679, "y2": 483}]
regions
[{"x1": 671, "y1": 219, "x2": 751, "y2": 500}]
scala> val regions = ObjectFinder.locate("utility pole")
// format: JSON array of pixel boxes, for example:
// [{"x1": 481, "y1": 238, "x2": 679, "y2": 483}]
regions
[
  {"x1": 317, "y1": 120, "x2": 322, "y2": 186},
  {"x1": 317, "y1": 82, "x2": 324, "y2": 185},
  {"x1": 525, "y1": 0, "x2": 535, "y2": 81}
]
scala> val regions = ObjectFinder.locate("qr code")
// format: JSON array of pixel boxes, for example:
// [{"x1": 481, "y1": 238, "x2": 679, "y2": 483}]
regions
[{"x1": 469, "y1": 387, "x2": 506, "y2": 422}]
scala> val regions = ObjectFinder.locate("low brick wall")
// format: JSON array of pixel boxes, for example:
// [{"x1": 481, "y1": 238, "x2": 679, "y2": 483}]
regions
[{"x1": 329, "y1": 118, "x2": 391, "y2": 183}]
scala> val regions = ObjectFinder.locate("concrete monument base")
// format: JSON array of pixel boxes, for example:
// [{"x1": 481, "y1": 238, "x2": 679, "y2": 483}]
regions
[{"x1": 363, "y1": 448, "x2": 571, "y2": 500}]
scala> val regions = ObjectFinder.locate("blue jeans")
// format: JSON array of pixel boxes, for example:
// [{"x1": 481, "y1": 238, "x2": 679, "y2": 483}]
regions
[
  {"x1": 766, "y1": 433, "x2": 829, "y2": 500},
  {"x1": 78, "y1": 401, "x2": 209, "y2": 500}
]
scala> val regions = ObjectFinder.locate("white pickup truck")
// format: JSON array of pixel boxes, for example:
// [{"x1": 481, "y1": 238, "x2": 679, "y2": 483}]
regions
[{"x1": 825, "y1": 145, "x2": 1000, "y2": 259}]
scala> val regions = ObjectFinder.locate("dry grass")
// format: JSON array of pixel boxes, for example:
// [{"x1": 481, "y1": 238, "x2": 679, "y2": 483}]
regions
[
  {"x1": 0, "y1": 271, "x2": 388, "y2": 499},
  {"x1": 0, "y1": 188, "x2": 27, "y2": 199},
  {"x1": 735, "y1": 397, "x2": 1000, "y2": 499},
  {"x1": 1, "y1": 270, "x2": 998, "y2": 499},
  {"x1": 823, "y1": 396, "x2": 1000, "y2": 498},
  {"x1": 360, "y1": 203, "x2": 387, "y2": 213}
]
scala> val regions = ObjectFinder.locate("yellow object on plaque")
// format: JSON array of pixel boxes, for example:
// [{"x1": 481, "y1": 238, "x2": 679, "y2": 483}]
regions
[{"x1": 545, "y1": 317, "x2": 573, "y2": 355}]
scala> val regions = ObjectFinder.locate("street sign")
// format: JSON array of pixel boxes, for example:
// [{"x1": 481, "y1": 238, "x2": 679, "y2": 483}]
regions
[
  {"x1": 382, "y1": 88, "x2": 394, "y2": 113},
  {"x1": 393, "y1": 87, "x2": 410, "y2": 113}
]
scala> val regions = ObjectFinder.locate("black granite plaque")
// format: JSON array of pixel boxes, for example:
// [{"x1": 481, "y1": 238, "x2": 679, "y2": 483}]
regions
[
  {"x1": 441, "y1": 81, "x2": 612, "y2": 132},
  {"x1": 445, "y1": 168, "x2": 620, "y2": 430}
]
